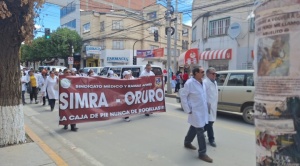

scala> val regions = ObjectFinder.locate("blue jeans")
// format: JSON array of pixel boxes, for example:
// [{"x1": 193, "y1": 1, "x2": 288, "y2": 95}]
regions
[
  {"x1": 184, "y1": 125, "x2": 207, "y2": 156},
  {"x1": 204, "y1": 121, "x2": 215, "y2": 143}
]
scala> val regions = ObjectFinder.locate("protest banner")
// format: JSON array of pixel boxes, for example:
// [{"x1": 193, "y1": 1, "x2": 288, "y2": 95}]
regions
[
  {"x1": 58, "y1": 76, "x2": 165, "y2": 125},
  {"x1": 254, "y1": 1, "x2": 300, "y2": 165}
]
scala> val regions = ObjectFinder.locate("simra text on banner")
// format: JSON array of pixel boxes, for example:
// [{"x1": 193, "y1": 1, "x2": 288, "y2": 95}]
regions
[{"x1": 58, "y1": 76, "x2": 165, "y2": 125}]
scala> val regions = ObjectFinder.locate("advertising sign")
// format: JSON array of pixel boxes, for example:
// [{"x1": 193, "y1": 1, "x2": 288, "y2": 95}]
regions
[
  {"x1": 136, "y1": 48, "x2": 164, "y2": 58},
  {"x1": 254, "y1": 1, "x2": 300, "y2": 165},
  {"x1": 58, "y1": 76, "x2": 166, "y2": 125},
  {"x1": 86, "y1": 46, "x2": 101, "y2": 55},
  {"x1": 106, "y1": 57, "x2": 129, "y2": 63}
]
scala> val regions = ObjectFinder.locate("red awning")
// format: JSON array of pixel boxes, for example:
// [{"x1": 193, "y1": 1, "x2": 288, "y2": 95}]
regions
[
  {"x1": 199, "y1": 49, "x2": 232, "y2": 60},
  {"x1": 178, "y1": 48, "x2": 199, "y2": 66}
]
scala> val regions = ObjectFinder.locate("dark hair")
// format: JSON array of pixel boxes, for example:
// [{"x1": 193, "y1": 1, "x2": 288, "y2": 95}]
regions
[
  {"x1": 63, "y1": 68, "x2": 68, "y2": 73},
  {"x1": 192, "y1": 66, "x2": 201, "y2": 76}
]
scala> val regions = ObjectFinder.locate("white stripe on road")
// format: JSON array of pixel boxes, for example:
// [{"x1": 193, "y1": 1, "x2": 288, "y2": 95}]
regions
[
  {"x1": 165, "y1": 102, "x2": 254, "y2": 136},
  {"x1": 28, "y1": 115, "x2": 105, "y2": 166}
]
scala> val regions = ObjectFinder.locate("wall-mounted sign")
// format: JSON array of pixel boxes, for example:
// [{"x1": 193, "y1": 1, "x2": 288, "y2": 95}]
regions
[
  {"x1": 136, "y1": 48, "x2": 164, "y2": 58},
  {"x1": 86, "y1": 46, "x2": 101, "y2": 55},
  {"x1": 107, "y1": 57, "x2": 129, "y2": 63}
]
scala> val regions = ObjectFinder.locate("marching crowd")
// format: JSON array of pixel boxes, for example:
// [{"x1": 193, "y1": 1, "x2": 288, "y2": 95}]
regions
[{"x1": 21, "y1": 64, "x2": 219, "y2": 163}]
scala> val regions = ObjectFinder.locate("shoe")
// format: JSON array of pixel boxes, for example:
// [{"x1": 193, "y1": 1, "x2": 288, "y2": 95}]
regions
[
  {"x1": 51, "y1": 108, "x2": 54, "y2": 111},
  {"x1": 42, "y1": 103, "x2": 45, "y2": 106},
  {"x1": 35, "y1": 101, "x2": 39, "y2": 104},
  {"x1": 199, "y1": 154, "x2": 213, "y2": 163},
  {"x1": 184, "y1": 143, "x2": 197, "y2": 150},
  {"x1": 71, "y1": 127, "x2": 78, "y2": 132},
  {"x1": 145, "y1": 114, "x2": 150, "y2": 116},
  {"x1": 63, "y1": 125, "x2": 68, "y2": 130},
  {"x1": 124, "y1": 117, "x2": 130, "y2": 122},
  {"x1": 209, "y1": 142, "x2": 217, "y2": 147}
]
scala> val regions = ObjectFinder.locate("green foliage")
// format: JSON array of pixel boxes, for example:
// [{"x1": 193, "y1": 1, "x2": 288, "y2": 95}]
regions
[{"x1": 21, "y1": 27, "x2": 82, "y2": 62}]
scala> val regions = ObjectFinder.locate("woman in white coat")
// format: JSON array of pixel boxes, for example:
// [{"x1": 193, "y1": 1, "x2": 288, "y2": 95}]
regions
[
  {"x1": 21, "y1": 72, "x2": 29, "y2": 105},
  {"x1": 45, "y1": 71, "x2": 59, "y2": 111},
  {"x1": 203, "y1": 67, "x2": 218, "y2": 147}
]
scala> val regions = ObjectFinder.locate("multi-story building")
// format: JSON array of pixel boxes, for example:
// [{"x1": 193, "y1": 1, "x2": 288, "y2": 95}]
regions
[
  {"x1": 80, "y1": 3, "x2": 192, "y2": 70},
  {"x1": 191, "y1": 0, "x2": 255, "y2": 71}
]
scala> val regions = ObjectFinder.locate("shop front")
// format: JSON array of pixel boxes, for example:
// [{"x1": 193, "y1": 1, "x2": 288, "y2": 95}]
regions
[{"x1": 198, "y1": 49, "x2": 232, "y2": 71}]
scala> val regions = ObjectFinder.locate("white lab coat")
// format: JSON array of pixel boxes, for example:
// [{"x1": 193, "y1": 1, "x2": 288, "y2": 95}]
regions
[
  {"x1": 40, "y1": 76, "x2": 48, "y2": 93},
  {"x1": 45, "y1": 76, "x2": 59, "y2": 99},
  {"x1": 139, "y1": 70, "x2": 155, "y2": 77},
  {"x1": 203, "y1": 78, "x2": 218, "y2": 122},
  {"x1": 21, "y1": 75, "x2": 29, "y2": 91},
  {"x1": 180, "y1": 78, "x2": 209, "y2": 128}
]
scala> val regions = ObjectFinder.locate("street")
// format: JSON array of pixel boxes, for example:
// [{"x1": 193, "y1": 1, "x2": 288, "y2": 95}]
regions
[{"x1": 24, "y1": 97, "x2": 255, "y2": 166}]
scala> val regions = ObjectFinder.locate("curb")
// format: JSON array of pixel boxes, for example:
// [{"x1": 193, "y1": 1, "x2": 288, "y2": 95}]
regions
[{"x1": 165, "y1": 94, "x2": 177, "y2": 98}]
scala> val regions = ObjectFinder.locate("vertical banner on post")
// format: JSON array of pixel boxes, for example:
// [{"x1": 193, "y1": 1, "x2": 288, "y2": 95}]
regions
[{"x1": 254, "y1": 1, "x2": 300, "y2": 165}]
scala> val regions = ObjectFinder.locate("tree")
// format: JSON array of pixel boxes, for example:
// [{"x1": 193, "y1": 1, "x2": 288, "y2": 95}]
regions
[{"x1": 0, "y1": 0, "x2": 44, "y2": 146}]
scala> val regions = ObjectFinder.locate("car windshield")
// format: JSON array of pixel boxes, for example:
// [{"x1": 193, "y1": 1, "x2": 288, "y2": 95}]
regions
[{"x1": 99, "y1": 67, "x2": 110, "y2": 76}]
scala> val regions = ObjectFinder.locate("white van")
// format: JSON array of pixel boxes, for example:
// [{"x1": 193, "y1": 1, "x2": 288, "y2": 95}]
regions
[
  {"x1": 99, "y1": 65, "x2": 163, "y2": 78},
  {"x1": 83, "y1": 67, "x2": 104, "y2": 75},
  {"x1": 38, "y1": 66, "x2": 67, "y2": 72}
]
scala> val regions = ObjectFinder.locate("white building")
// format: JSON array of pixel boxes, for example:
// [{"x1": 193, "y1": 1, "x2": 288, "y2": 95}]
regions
[{"x1": 191, "y1": 0, "x2": 255, "y2": 71}]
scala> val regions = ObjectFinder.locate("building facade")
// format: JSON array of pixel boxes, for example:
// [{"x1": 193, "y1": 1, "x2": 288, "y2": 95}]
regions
[
  {"x1": 80, "y1": 4, "x2": 191, "y2": 70},
  {"x1": 191, "y1": 0, "x2": 255, "y2": 71}
]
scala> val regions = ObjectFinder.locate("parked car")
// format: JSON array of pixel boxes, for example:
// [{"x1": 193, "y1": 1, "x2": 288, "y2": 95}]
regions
[
  {"x1": 176, "y1": 70, "x2": 255, "y2": 124},
  {"x1": 99, "y1": 65, "x2": 163, "y2": 78}
]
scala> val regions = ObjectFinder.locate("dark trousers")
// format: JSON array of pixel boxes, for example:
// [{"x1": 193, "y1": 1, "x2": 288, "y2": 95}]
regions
[
  {"x1": 22, "y1": 91, "x2": 26, "y2": 104},
  {"x1": 49, "y1": 99, "x2": 56, "y2": 110},
  {"x1": 30, "y1": 87, "x2": 37, "y2": 101},
  {"x1": 65, "y1": 124, "x2": 77, "y2": 129},
  {"x1": 182, "y1": 80, "x2": 187, "y2": 87},
  {"x1": 184, "y1": 125, "x2": 207, "y2": 156},
  {"x1": 204, "y1": 121, "x2": 215, "y2": 143},
  {"x1": 164, "y1": 76, "x2": 167, "y2": 84},
  {"x1": 175, "y1": 82, "x2": 180, "y2": 92}
]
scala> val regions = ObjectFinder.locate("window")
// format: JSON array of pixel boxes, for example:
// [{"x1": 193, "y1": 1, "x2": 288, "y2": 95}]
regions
[
  {"x1": 227, "y1": 74, "x2": 245, "y2": 86},
  {"x1": 182, "y1": 29, "x2": 188, "y2": 37},
  {"x1": 99, "y1": 40, "x2": 105, "y2": 49},
  {"x1": 192, "y1": 26, "x2": 196, "y2": 42},
  {"x1": 147, "y1": 12, "x2": 157, "y2": 19},
  {"x1": 250, "y1": 18, "x2": 255, "y2": 32},
  {"x1": 62, "y1": 19, "x2": 76, "y2": 29},
  {"x1": 112, "y1": 20, "x2": 123, "y2": 30},
  {"x1": 246, "y1": 74, "x2": 254, "y2": 86},
  {"x1": 100, "y1": 21, "x2": 105, "y2": 32},
  {"x1": 209, "y1": 17, "x2": 230, "y2": 37},
  {"x1": 83, "y1": 23, "x2": 90, "y2": 33},
  {"x1": 182, "y1": 40, "x2": 189, "y2": 50},
  {"x1": 112, "y1": 40, "x2": 124, "y2": 49},
  {"x1": 216, "y1": 74, "x2": 228, "y2": 86},
  {"x1": 60, "y1": 2, "x2": 76, "y2": 18}
]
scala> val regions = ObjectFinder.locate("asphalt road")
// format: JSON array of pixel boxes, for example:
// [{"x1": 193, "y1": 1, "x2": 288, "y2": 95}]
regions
[{"x1": 24, "y1": 97, "x2": 256, "y2": 166}]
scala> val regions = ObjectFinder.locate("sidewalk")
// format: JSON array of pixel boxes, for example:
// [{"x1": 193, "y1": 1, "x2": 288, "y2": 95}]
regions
[{"x1": 0, "y1": 109, "x2": 67, "y2": 166}]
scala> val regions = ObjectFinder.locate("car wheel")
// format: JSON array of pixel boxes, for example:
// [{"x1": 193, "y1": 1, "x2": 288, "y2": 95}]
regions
[{"x1": 242, "y1": 106, "x2": 254, "y2": 124}]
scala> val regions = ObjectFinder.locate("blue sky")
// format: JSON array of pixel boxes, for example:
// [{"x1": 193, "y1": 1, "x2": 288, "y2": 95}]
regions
[{"x1": 34, "y1": 0, "x2": 192, "y2": 38}]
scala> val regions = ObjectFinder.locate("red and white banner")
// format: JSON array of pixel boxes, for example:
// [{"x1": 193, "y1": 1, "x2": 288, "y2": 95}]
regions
[{"x1": 58, "y1": 76, "x2": 166, "y2": 125}]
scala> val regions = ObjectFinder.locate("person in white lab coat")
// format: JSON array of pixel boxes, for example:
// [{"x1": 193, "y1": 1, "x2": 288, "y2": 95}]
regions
[
  {"x1": 139, "y1": 64, "x2": 155, "y2": 116},
  {"x1": 44, "y1": 71, "x2": 59, "y2": 111},
  {"x1": 21, "y1": 72, "x2": 29, "y2": 105},
  {"x1": 203, "y1": 67, "x2": 218, "y2": 148},
  {"x1": 180, "y1": 66, "x2": 213, "y2": 163}
]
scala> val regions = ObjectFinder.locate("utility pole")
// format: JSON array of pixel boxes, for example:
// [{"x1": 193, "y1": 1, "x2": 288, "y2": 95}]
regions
[
  {"x1": 173, "y1": 0, "x2": 178, "y2": 72},
  {"x1": 166, "y1": 0, "x2": 172, "y2": 94}
]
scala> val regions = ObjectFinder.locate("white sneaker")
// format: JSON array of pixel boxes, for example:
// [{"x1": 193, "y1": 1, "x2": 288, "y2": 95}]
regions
[{"x1": 124, "y1": 117, "x2": 130, "y2": 122}]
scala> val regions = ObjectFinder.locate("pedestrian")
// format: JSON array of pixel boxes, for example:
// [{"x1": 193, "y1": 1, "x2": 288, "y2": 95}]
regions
[
  {"x1": 88, "y1": 69, "x2": 95, "y2": 76},
  {"x1": 40, "y1": 70, "x2": 48, "y2": 106},
  {"x1": 182, "y1": 70, "x2": 189, "y2": 87},
  {"x1": 108, "y1": 70, "x2": 118, "y2": 78},
  {"x1": 79, "y1": 69, "x2": 86, "y2": 76},
  {"x1": 122, "y1": 70, "x2": 131, "y2": 122},
  {"x1": 21, "y1": 72, "x2": 29, "y2": 105},
  {"x1": 174, "y1": 71, "x2": 182, "y2": 93},
  {"x1": 44, "y1": 71, "x2": 58, "y2": 111},
  {"x1": 163, "y1": 68, "x2": 168, "y2": 84},
  {"x1": 63, "y1": 69, "x2": 79, "y2": 132},
  {"x1": 203, "y1": 67, "x2": 218, "y2": 147},
  {"x1": 28, "y1": 70, "x2": 42, "y2": 104},
  {"x1": 127, "y1": 70, "x2": 135, "y2": 79},
  {"x1": 139, "y1": 64, "x2": 155, "y2": 116},
  {"x1": 180, "y1": 66, "x2": 213, "y2": 163}
]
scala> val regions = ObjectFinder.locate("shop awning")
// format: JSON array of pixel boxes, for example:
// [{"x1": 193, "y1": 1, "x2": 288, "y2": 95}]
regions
[
  {"x1": 199, "y1": 49, "x2": 232, "y2": 60},
  {"x1": 178, "y1": 48, "x2": 199, "y2": 66}
]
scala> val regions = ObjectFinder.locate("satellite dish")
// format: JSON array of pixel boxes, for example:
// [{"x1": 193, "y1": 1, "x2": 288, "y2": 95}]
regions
[{"x1": 228, "y1": 22, "x2": 241, "y2": 39}]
